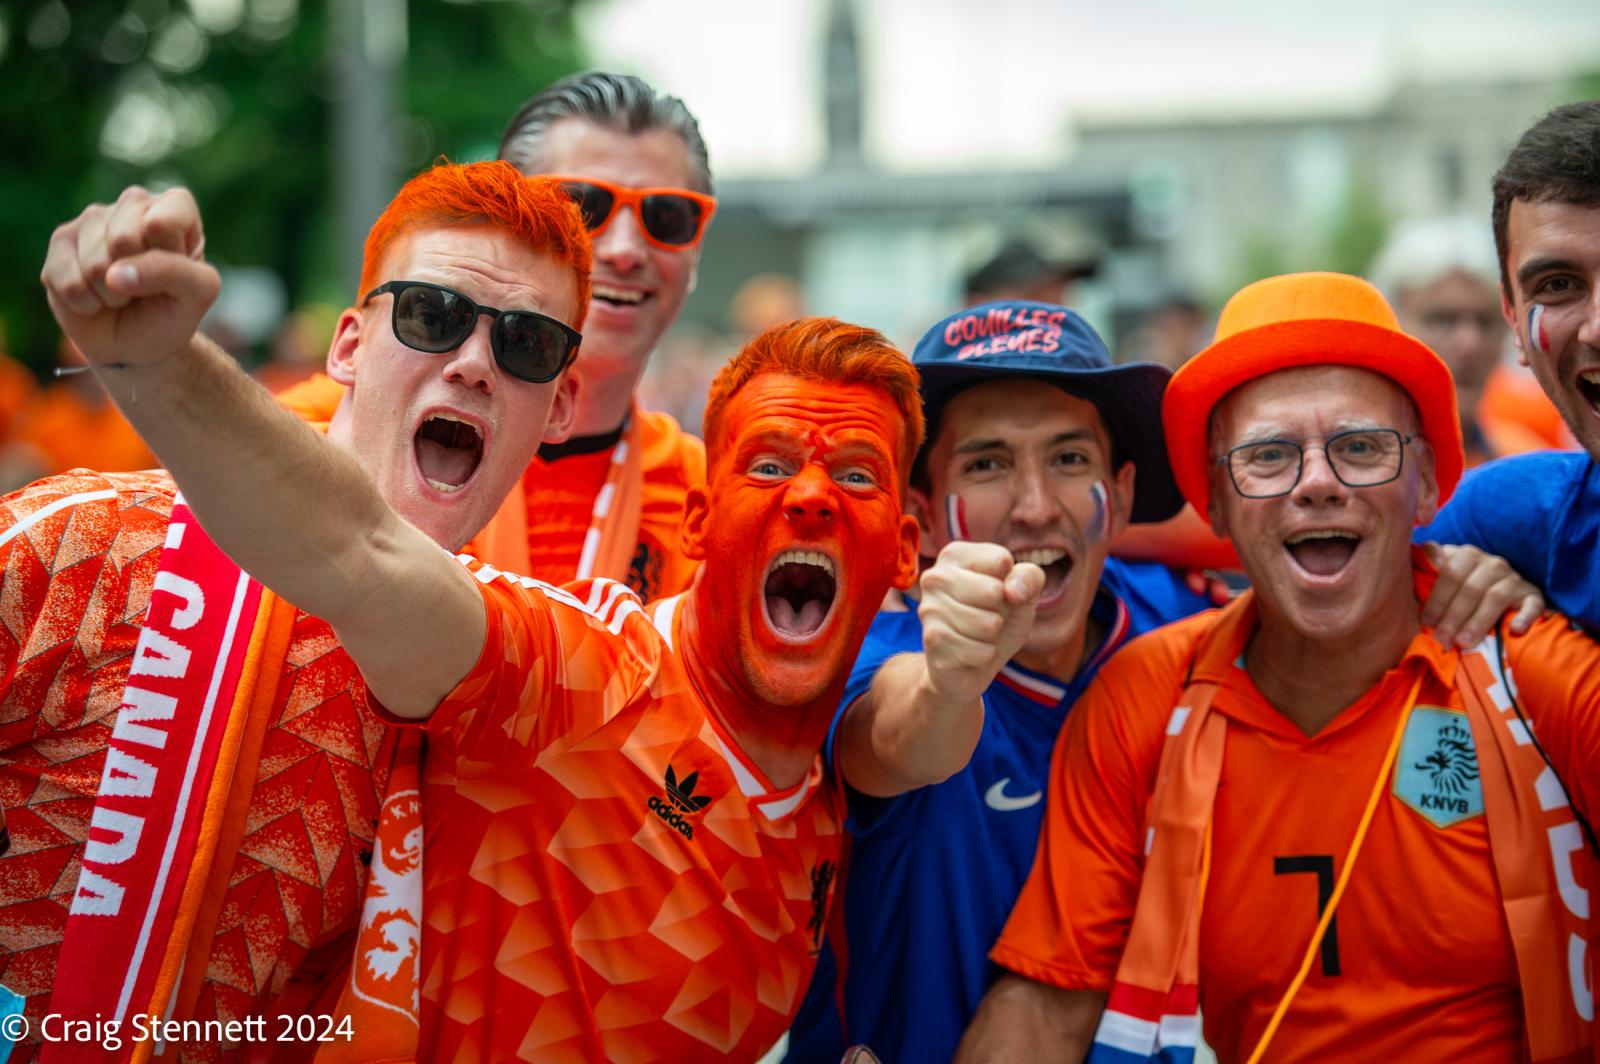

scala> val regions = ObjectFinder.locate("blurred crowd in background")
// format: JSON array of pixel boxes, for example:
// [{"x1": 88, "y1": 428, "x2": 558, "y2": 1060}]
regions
[{"x1": 3, "y1": 0, "x2": 1595, "y2": 491}]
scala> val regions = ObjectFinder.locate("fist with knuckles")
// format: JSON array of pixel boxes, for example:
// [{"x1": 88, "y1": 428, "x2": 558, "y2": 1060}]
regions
[
  {"x1": 916, "y1": 540, "x2": 1046, "y2": 709},
  {"x1": 40, "y1": 185, "x2": 218, "y2": 375}
]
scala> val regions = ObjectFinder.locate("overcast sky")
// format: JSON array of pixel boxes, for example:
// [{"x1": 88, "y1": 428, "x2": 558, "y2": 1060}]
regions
[{"x1": 578, "y1": 0, "x2": 1600, "y2": 177}]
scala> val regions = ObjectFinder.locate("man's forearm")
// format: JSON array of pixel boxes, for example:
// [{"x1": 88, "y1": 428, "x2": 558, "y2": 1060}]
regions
[
  {"x1": 837, "y1": 652, "x2": 984, "y2": 797},
  {"x1": 953, "y1": 977, "x2": 1103, "y2": 1064}
]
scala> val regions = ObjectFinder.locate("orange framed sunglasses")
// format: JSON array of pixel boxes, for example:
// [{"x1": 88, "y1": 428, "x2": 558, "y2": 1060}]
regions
[{"x1": 548, "y1": 175, "x2": 718, "y2": 251}]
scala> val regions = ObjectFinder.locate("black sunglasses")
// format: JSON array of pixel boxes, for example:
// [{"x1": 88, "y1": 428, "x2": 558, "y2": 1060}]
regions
[{"x1": 363, "y1": 280, "x2": 581, "y2": 384}]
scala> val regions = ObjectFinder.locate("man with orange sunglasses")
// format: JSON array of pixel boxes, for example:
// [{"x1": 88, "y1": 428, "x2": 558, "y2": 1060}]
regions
[{"x1": 282, "y1": 72, "x2": 714, "y2": 601}]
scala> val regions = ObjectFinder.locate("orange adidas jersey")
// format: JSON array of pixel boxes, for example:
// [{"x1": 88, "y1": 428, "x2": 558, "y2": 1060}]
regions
[
  {"x1": 0, "y1": 471, "x2": 398, "y2": 1060},
  {"x1": 274, "y1": 373, "x2": 706, "y2": 600},
  {"x1": 379, "y1": 563, "x2": 844, "y2": 1062},
  {"x1": 994, "y1": 567, "x2": 1600, "y2": 1062}
]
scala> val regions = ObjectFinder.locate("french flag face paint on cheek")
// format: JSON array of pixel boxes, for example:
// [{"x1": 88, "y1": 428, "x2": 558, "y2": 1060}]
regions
[
  {"x1": 1086, "y1": 480, "x2": 1109, "y2": 545},
  {"x1": 944, "y1": 493, "x2": 969, "y2": 541},
  {"x1": 1528, "y1": 304, "x2": 1551, "y2": 354}
]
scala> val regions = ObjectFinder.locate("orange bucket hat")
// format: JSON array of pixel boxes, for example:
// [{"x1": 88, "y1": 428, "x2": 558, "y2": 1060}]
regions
[{"x1": 1163, "y1": 271, "x2": 1464, "y2": 522}]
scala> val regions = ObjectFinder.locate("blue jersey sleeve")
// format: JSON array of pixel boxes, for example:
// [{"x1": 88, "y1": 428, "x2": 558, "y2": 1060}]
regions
[
  {"x1": 1100, "y1": 557, "x2": 1213, "y2": 634},
  {"x1": 823, "y1": 607, "x2": 926, "y2": 836},
  {"x1": 1417, "y1": 452, "x2": 1600, "y2": 626}
]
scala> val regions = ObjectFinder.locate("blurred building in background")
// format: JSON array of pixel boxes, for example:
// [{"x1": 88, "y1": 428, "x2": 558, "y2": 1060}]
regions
[
  {"x1": 671, "y1": 0, "x2": 1588, "y2": 366},
  {"x1": 11, "y1": 0, "x2": 1599, "y2": 445}
]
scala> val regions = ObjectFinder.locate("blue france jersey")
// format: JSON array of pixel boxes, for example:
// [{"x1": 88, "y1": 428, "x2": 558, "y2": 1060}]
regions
[
  {"x1": 1417, "y1": 451, "x2": 1600, "y2": 627},
  {"x1": 786, "y1": 559, "x2": 1209, "y2": 1063}
]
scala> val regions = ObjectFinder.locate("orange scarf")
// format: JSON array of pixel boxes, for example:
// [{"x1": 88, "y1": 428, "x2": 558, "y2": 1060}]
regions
[{"x1": 1094, "y1": 596, "x2": 1594, "y2": 1064}]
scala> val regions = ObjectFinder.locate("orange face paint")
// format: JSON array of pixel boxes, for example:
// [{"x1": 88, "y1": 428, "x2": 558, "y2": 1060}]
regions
[{"x1": 682, "y1": 372, "x2": 919, "y2": 741}]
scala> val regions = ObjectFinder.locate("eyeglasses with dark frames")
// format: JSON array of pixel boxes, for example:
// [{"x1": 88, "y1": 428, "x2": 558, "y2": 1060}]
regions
[{"x1": 1219, "y1": 428, "x2": 1413, "y2": 499}]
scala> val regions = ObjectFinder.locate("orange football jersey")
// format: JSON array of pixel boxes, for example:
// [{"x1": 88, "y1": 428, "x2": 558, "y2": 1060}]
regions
[
  {"x1": 383, "y1": 562, "x2": 844, "y2": 1062},
  {"x1": 995, "y1": 573, "x2": 1600, "y2": 1062}
]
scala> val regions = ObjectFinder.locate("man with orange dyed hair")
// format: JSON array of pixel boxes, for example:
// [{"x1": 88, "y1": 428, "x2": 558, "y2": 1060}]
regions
[
  {"x1": 4, "y1": 161, "x2": 588, "y2": 1059},
  {"x1": 39, "y1": 174, "x2": 1051, "y2": 1059},
  {"x1": 959, "y1": 273, "x2": 1599, "y2": 1063},
  {"x1": 282, "y1": 72, "x2": 713, "y2": 602}
]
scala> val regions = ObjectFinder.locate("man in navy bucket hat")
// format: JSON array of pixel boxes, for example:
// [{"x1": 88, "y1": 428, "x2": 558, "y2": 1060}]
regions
[{"x1": 784, "y1": 301, "x2": 1210, "y2": 1063}]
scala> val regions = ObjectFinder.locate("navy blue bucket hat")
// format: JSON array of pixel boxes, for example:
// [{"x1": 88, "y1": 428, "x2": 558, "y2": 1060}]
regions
[{"x1": 912, "y1": 300, "x2": 1184, "y2": 523}]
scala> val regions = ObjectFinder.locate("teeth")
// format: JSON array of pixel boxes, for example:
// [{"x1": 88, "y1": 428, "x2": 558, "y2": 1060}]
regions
[
  {"x1": 1285, "y1": 530, "x2": 1359, "y2": 545},
  {"x1": 770, "y1": 549, "x2": 835, "y2": 576},
  {"x1": 593, "y1": 283, "x2": 645, "y2": 304},
  {"x1": 1014, "y1": 549, "x2": 1067, "y2": 566},
  {"x1": 1579, "y1": 369, "x2": 1600, "y2": 384},
  {"x1": 426, "y1": 478, "x2": 463, "y2": 494}
]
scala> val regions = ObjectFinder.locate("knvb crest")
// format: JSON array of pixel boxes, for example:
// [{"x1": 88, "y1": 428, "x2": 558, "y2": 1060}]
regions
[{"x1": 1393, "y1": 707, "x2": 1484, "y2": 829}]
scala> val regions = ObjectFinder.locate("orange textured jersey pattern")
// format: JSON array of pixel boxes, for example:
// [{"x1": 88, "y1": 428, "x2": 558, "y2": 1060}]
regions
[
  {"x1": 0, "y1": 471, "x2": 398, "y2": 1061},
  {"x1": 994, "y1": 587, "x2": 1600, "y2": 1063},
  {"x1": 392, "y1": 566, "x2": 843, "y2": 1062}
]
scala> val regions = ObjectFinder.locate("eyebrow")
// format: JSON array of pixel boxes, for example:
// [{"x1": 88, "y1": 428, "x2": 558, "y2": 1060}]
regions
[
  {"x1": 1516, "y1": 256, "x2": 1577, "y2": 289},
  {"x1": 952, "y1": 429, "x2": 1100, "y2": 455},
  {"x1": 1233, "y1": 420, "x2": 1385, "y2": 446}
]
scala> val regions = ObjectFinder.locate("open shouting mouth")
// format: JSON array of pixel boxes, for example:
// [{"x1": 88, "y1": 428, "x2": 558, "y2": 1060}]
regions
[
  {"x1": 414, "y1": 413, "x2": 483, "y2": 493},
  {"x1": 762, "y1": 549, "x2": 839, "y2": 641},
  {"x1": 1285, "y1": 529, "x2": 1361, "y2": 578},
  {"x1": 1579, "y1": 368, "x2": 1600, "y2": 418}
]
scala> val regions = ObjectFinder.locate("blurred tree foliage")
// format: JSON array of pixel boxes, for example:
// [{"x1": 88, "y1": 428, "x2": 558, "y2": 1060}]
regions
[{"x1": 0, "y1": 0, "x2": 588, "y2": 371}]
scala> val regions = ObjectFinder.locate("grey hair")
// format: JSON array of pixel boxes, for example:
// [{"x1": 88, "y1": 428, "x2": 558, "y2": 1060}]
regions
[
  {"x1": 1366, "y1": 216, "x2": 1499, "y2": 304},
  {"x1": 497, "y1": 71, "x2": 713, "y2": 194}
]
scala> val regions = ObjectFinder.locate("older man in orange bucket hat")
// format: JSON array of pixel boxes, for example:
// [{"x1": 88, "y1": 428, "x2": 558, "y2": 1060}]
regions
[{"x1": 958, "y1": 272, "x2": 1600, "y2": 1064}]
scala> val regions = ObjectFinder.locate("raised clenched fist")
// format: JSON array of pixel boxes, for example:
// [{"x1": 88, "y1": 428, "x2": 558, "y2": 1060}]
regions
[
  {"x1": 917, "y1": 539, "x2": 1045, "y2": 708},
  {"x1": 40, "y1": 185, "x2": 218, "y2": 373}
]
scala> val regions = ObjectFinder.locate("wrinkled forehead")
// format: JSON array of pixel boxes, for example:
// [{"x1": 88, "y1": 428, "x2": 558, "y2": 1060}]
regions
[
  {"x1": 716, "y1": 372, "x2": 906, "y2": 465},
  {"x1": 1210, "y1": 365, "x2": 1415, "y2": 448}
]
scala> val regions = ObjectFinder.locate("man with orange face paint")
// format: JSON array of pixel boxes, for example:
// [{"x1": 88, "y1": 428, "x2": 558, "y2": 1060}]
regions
[{"x1": 34, "y1": 203, "x2": 1050, "y2": 1064}]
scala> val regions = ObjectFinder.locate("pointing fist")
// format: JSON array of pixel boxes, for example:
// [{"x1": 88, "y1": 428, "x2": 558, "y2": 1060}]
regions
[
  {"x1": 917, "y1": 540, "x2": 1045, "y2": 707},
  {"x1": 40, "y1": 185, "x2": 218, "y2": 372}
]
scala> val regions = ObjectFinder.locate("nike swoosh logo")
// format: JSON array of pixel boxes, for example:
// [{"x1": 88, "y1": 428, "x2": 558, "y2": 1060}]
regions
[{"x1": 984, "y1": 778, "x2": 1042, "y2": 812}]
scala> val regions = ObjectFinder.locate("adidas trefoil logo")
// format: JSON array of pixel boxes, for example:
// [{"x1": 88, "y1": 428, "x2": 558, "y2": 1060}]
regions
[{"x1": 647, "y1": 764, "x2": 716, "y2": 840}]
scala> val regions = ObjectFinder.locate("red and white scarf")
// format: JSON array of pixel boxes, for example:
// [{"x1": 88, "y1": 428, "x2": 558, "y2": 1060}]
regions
[{"x1": 46, "y1": 500, "x2": 283, "y2": 1062}]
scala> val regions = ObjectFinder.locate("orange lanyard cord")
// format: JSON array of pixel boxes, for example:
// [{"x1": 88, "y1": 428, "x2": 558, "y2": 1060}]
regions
[{"x1": 1241, "y1": 670, "x2": 1425, "y2": 1064}]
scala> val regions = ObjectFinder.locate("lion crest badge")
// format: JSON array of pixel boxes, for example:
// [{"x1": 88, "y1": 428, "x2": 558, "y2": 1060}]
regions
[{"x1": 1393, "y1": 707, "x2": 1484, "y2": 829}]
